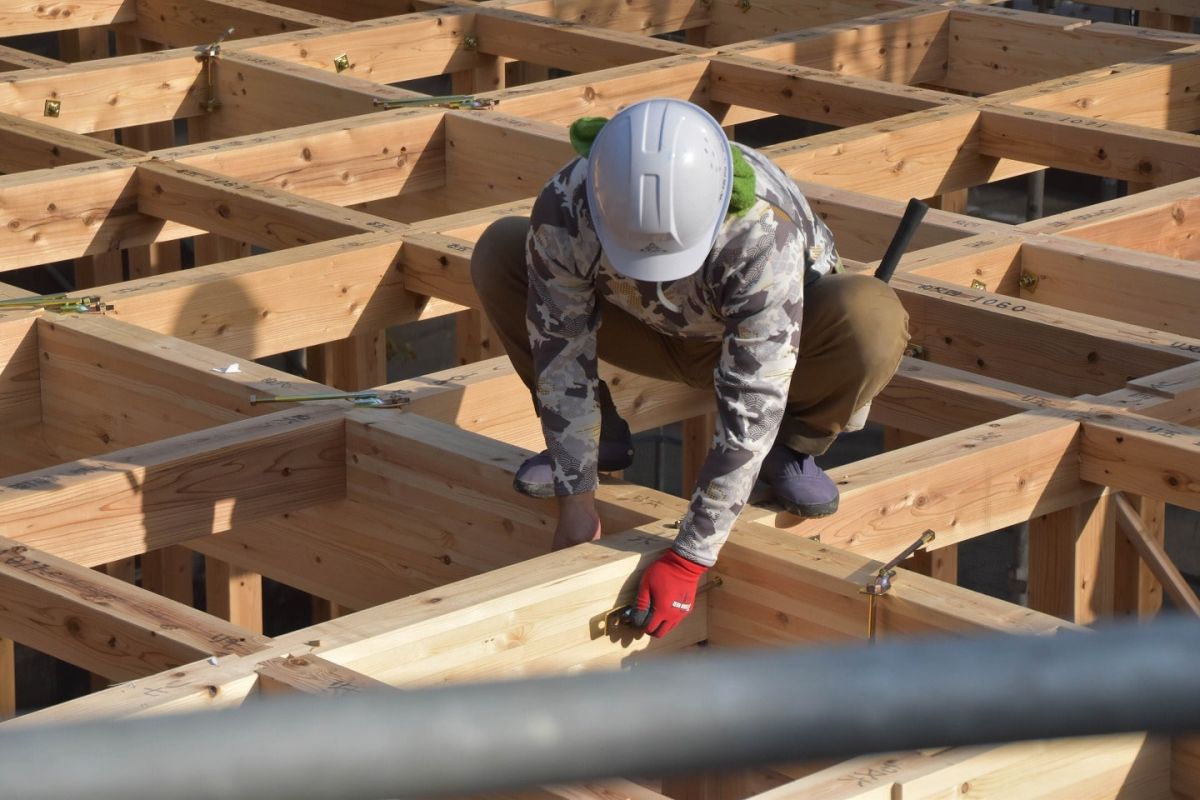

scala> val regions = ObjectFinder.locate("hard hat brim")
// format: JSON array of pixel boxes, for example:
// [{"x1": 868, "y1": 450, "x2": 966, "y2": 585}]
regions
[{"x1": 595, "y1": 225, "x2": 717, "y2": 283}]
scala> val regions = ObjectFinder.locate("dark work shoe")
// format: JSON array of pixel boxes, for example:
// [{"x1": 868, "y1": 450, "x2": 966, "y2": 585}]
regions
[
  {"x1": 760, "y1": 444, "x2": 840, "y2": 518},
  {"x1": 512, "y1": 425, "x2": 635, "y2": 498}
]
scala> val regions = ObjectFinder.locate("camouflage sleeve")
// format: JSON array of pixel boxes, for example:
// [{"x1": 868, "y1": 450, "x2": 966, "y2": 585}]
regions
[
  {"x1": 672, "y1": 208, "x2": 805, "y2": 567},
  {"x1": 526, "y1": 165, "x2": 601, "y2": 496}
]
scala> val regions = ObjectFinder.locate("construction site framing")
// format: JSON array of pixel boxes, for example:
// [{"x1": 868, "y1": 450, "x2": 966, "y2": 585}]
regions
[{"x1": 0, "y1": 0, "x2": 1199, "y2": 797}]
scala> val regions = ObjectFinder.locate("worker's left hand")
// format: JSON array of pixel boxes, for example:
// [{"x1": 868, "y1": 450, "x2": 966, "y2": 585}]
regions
[{"x1": 629, "y1": 550, "x2": 708, "y2": 637}]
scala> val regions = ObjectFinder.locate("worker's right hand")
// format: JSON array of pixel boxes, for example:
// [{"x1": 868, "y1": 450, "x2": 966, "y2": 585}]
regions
[
  {"x1": 552, "y1": 492, "x2": 601, "y2": 550},
  {"x1": 629, "y1": 550, "x2": 708, "y2": 638}
]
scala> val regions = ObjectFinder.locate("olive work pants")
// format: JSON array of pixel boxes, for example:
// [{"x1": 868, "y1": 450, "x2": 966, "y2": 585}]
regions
[{"x1": 470, "y1": 216, "x2": 910, "y2": 456}]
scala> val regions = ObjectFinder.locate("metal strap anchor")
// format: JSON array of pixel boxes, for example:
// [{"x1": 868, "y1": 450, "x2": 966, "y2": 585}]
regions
[
  {"x1": 0, "y1": 294, "x2": 113, "y2": 314},
  {"x1": 861, "y1": 529, "x2": 935, "y2": 643},
  {"x1": 195, "y1": 27, "x2": 234, "y2": 112},
  {"x1": 249, "y1": 391, "x2": 409, "y2": 409},
  {"x1": 372, "y1": 94, "x2": 498, "y2": 111}
]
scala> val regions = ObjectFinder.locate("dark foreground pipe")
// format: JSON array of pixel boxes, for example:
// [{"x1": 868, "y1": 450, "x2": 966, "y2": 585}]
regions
[{"x1": 3, "y1": 616, "x2": 1200, "y2": 800}]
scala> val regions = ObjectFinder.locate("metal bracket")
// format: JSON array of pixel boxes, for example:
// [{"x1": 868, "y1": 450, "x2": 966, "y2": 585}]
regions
[
  {"x1": 195, "y1": 27, "x2": 234, "y2": 113},
  {"x1": 1019, "y1": 272, "x2": 1039, "y2": 293},
  {"x1": 462, "y1": 35, "x2": 479, "y2": 51},
  {"x1": 589, "y1": 577, "x2": 723, "y2": 640},
  {"x1": 249, "y1": 391, "x2": 410, "y2": 408},
  {"x1": 860, "y1": 530, "x2": 935, "y2": 643},
  {"x1": 0, "y1": 294, "x2": 112, "y2": 314},
  {"x1": 904, "y1": 342, "x2": 927, "y2": 360},
  {"x1": 333, "y1": 53, "x2": 352, "y2": 72},
  {"x1": 971, "y1": 279, "x2": 987, "y2": 291},
  {"x1": 372, "y1": 94, "x2": 498, "y2": 111},
  {"x1": 43, "y1": 99, "x2": 61, "y2": 118}
]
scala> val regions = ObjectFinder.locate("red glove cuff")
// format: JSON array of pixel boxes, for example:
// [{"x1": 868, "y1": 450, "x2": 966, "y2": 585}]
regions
[{"x1": 632, "y1": 550, "x2": 708, "y2": 638}]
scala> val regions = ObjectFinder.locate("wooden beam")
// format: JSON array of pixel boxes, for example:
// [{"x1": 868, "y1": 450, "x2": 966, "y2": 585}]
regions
[
  {"x1": 0, "y1": 535, "x2": 267, "y2": 681},
  {"x1": 994, "y1": 49, "x2": 1200, "y2": 133},
  {"x1": 476, "y1": 55, "x2": 709, "y2": 127},
  {"x1": 979, "y1": 105, "x2": 1200, "y2": 187},
  {"x1": 94, "y1": 234, "x2": 447, "y2": 361},
  {"x1": 141, "y1": 545, "x2": 194, "y2": 605},
  {"x1": 0, "y1": 403, "x2": 346, "y2": 567},
  {"x1": 745, "y1": 412, "x2": 1097, "y2": 561},
  {"x1": 1020, "y1": 180, "x2": 1200, "y2": 261},
  {"x1": 793, "y1": 181, "x2": 1006, "y2": 264},
  {"x1": 1080, "y1": 416, "x2": 1200, "y2": 512},
  {"x1": 200, "y1": 50, "x2": 421, "y2": 140},
  {"x1": 1028, "y1": 493, "x2": 1116, "y2": 624},
  {"x1": 131, "y1": 0, "x2": 338, "y2": 48},
  {"x1": 709, "y1": 513, "x2": 1076, "y2": 648},
  {"x1": 399, "y1": 231, "x2": 485, "y2": 308},
  {"x1": 0, "y1": 44, "x2": 63, "y2": 70},
  {"x1": 1114, "y1": 495, "x2": 1165, "y2": 618},
  {"x1": 163, "y1": 110, "x2": 446, "y2": 207},
  {"x1": 34, "y1": 313, "x2": 333, "y2": 454},
  {"x1": 441, "y1": 110, "x2": 573, "y2": 210},
  {"x1": 473, "y1": 0, "x2": 707, "y2": 37},
  {"x1": 708, "y1": 54, "x2": 969, "y2": 129},
  {"x1": 944, "y1": 5, "x2": 1182, "y2": 95},
  {"x1": 0, "y1": 162, "x2": 161, "y2": 272},
  {"x1": 894, "y1": 273, "x2": 1199, "y2": 398},
  {"x1": 1018, "y1": 238, "x2": 1200, "y2": 338},
  {"x1": 725, "y1": 6, "x2": 952, "y2": 87},
  {"x1": 472, "y1": 7, "x2": 698, "y2": 74},
  {"x1": 136, "y1": 160, "x2": 396, "y2": 252},
  {"x1": 0, "y1": 50, "x2": 206, "y2": 133},
  {"x1": 892, "y1": 733, "x2": 1169, "y2": 799},
  {"x1": 763, "y1": 107, "x2": 1040, "y2": 202},
  {"x1": 10, "y1": 525, "x2": 700, "y2": 725},
  {"x1": 1114, "y1": 492, "x2": 1200, "y2": 616},
  {"x1": 255, "y1": 653, "x2": 394, "y2": 696},
  {"x1": 0, "y1": 312, "x2": 39, "y2": 431},
  {"x1": 204, "y1": 557, "x2": 263, "y2": 634},
  {"x1": 901, "y1": 233, "x2": 1025, "y2": 294},
  {"x1": 0, "y1": 0, "x2": 135, "y2": 36},
  {"x1": 0, "y1": 113, "x2": 145, "y2": 173},
  {"x1": 706, "y1": 0, "x2": 914, "y2": 48},
  {"x1": 238, "y1": 8, "x2": 479, "y2": 84}
]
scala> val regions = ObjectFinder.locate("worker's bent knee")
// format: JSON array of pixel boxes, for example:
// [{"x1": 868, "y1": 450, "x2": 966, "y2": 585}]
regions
[
  {"x1": 808, "y1": 274, "x2": 909, "y2": 379},
  {"x1": 470, "y1": 216, "x2": 530, "y2": 295}
]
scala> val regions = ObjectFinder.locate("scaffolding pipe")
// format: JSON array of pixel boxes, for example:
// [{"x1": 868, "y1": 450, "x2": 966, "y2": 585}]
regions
[{"x1": 3, "y1": 616, "x2": 1200, "y2": 800}]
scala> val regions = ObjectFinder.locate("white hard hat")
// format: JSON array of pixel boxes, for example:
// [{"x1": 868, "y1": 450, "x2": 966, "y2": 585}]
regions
[{"x1": 586, "y1": 98, "x2": 732, "y2": 282}]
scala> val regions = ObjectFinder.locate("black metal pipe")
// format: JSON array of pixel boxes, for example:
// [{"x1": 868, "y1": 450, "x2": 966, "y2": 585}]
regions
[{"x1": 3, "y1": 617, "x2": 1200, "y2": 800}]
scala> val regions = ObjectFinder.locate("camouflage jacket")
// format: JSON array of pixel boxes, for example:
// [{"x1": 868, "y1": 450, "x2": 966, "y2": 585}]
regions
[{"x1": 526, "y1": 143, "x2": 839, "y2": 566}]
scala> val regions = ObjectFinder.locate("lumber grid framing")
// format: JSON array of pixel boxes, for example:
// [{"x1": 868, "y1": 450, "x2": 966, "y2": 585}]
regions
[{"x1": 0, "y1": 0, "x2": 1198, "y2": 796}]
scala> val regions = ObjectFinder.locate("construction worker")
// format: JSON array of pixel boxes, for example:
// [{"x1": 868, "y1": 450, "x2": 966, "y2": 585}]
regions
[{"x1": 470, "y1": 98, "x2": 908, "y2": 637}]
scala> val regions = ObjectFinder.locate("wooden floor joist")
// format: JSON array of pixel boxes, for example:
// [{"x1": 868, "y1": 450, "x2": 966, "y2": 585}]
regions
[{"x1": 0, "y1": 1, "x2": 1198, "y2": 797}]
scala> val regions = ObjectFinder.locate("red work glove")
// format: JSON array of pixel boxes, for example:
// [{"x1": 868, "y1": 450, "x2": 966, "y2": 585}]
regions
[{"x1": 629, "y1": 550, "x2": 708, "y2": 638}]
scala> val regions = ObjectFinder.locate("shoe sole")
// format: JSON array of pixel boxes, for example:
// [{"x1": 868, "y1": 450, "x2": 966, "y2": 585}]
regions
[
  {"x1": 513, "y1": 476, "x2": 556, "y2": 499},
  {"x1": 512, "y1": 456, "x2": 634, "y2": 500},
  {"x1": 780, "y1": 498, "x2": 840, "y2": 518}
]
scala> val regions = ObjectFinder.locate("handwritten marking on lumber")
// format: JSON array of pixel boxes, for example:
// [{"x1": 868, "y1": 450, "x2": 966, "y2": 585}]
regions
[
  {"x1": 3, "y1": 547, "x2": 121, "y2": 604},
  {"x1": 838, "y1": 759, "x2": 904, "y2": 788},
  {"x1": 915, "y1": 284, "x2": 1028, "y2": 312}
]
